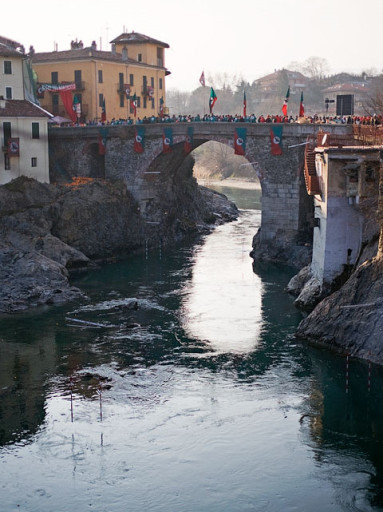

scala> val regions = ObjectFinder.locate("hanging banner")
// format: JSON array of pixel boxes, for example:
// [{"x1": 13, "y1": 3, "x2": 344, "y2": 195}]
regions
[
  {"x1": 134, "y1": 126, "x2": 145, "y2": 153},
  {"x1": 37, "y1": 83, "x2": 76, "y2": 94},
  {"x1": 147, "y1": 86, "x2": 154, "y2": 98},
  {"x1": 98, "y1": 128, "x2": 108, "y2": 155},
  {"x1": 8, "y1": 138, "x2": 20, "y2": 157},
  {"x1": 270, "y1": 126, "x2": 283, "y2": 155},
  {"x1": 184, "y1": 126, "x2": 194, "y2": 154},
  {"x1": 234, "y1": 127, "x2": 247, "y2": 156},
  {"x1": 125, "y1": 85, "x2": 130, "y2": 98},
  {"x1": 59, "y1": 89, "x2": 77, "y2": 123},
  {"x1": 163, "y1": 128, "x2": 173, "y2": 154}
]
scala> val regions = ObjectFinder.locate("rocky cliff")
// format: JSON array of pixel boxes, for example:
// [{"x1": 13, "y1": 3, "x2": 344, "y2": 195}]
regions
[{"x1": 0, "y1": 164, "x2": 238, "y2": 313}]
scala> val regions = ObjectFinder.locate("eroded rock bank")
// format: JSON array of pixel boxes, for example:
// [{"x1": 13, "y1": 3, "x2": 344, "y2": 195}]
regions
[
  {"x1": 0, "y1": 170, "x2": 237, "y2": 313},
  {"x1": 292, "y1": 225, "x2": 383, "y2": 364}
]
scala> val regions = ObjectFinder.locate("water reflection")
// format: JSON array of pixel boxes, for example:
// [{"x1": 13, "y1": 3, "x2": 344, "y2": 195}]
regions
[
  {"x1": 1, "y1": 186, "x2": 383, "y2": 510},
  {"x1": 181, "y1": 211, "x2": 263, "y2": 354}
]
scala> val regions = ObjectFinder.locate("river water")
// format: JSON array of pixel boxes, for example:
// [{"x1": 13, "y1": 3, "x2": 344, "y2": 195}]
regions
[{"x1": 1, "y1": 186, "x2": 383, "y2": 512}]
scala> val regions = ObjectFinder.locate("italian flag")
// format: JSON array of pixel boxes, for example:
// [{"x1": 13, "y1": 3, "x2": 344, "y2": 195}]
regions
[
  {"x1": 209, "y1": 87, "x2": 217, "y2": 113},
  {"x1": 299, "y1": 91, "x2": 305, "y2": 117},
  {"x1": 243, "y1": 91, "x2": 247, "y2": 118},
  {"x1": 282, "y1": 86, "x2": 290, "y2": 117},
  {"x1": 131, "y1": 93, "x2": 137, "y2": 117}
]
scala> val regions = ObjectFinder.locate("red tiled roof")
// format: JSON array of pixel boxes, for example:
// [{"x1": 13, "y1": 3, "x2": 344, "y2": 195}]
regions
[
  {"x1": 0, "y1": 100, "x2": 51, "y2": 118},
  {"x1": 32, "y1": 47, "x2": 139, "y2": 65},
  {"x1": 110, "y1": 32, "x2": 169, "y2": 48},
  {"x1": 323, "y1": 82, "x2": 370, "y2": 93}
]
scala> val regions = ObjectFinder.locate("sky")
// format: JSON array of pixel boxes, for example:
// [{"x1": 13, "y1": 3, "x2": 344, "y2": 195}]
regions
[{"x1": 3, "y1": 0, "x2": 383, "y2": 91}]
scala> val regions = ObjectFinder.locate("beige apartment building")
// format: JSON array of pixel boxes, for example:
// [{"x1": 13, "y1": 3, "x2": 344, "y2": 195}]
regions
[
  {"x1": 0, "y1": 35, "x2": 50, "y2": 184},
  {"x1": 32, "y1": 32, "x2": 170, "y2": 122}
]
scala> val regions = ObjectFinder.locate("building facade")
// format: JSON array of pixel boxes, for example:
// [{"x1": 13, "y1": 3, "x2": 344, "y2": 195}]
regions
[
  {"x1": 311, "y1": 142, "x2": 380, "y2": 285},
  {"x1": 0, "y1": 36, "x2": 50, "y2": 184},
  {"x1": 32, "y1": 32, "x2": 170, "y2": 123}
]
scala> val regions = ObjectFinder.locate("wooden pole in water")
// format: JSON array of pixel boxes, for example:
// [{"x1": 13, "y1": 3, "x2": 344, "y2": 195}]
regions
[
  {"x1": 368, "y1": 352, "x2": 371, "y2": 392},
  {"x1": 70, "y1": 376, "x2": 74, "y2": 422},
  {"x1": 346, "y1": 354, "x2": 350, "y2": 394},
  {"x1": 99, "y1": 379, "x2": 103, "y2": 422}
]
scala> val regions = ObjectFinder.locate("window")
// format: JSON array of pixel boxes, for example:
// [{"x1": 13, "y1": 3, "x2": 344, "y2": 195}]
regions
[
  {"x1": 4, "y1": 154, "x2": 10, "y2": 170},
  {"x1": 120, "y1": 94, "x2": 124, "y2": 107},
  {"x1": 51, "y1": 71, "x2": 58, "y2": 84},
  {"x1": 119, "y1": 72, "x2": 124, "y2": 88},
  {"x1": 52, "y1": 94, "x2": 59, "y2": 115},
  {"x1": 5, "y1": 87, "x2": 12, "y2": 99},
  {"x1": 143, "y1": 76, "x2": 147, "y2": 95},
  {"x1": 31, "y1": 157, "x2": 37, "y2": 167},
  {"x1": 3, "y1": 122, "x2": 11, "y2": 146},
  {"x1": 32, "y1": 123, "x2": 40, "y2": 139},
  {"x1": 4, "y1": 61, "x2": 12, "y2": 74},
  {"x1": 143, "y1": 96, "x2": 147, "y2": 109},
  {"x1": 157, "y1": 47, "x2": 163, "y2": 67},
  {"x1": 99, "y1": 93, "x2": 104, "y2": 107},
  {"x1": 98, "y1": 70, "x2": 103, "y2": 83},
  {"x1": 151, "y1": 98, "x2": 155, "y2": 109},
  {"x1": 138, "y1": 53, "x2": 142, "y2": 62},
  {"x1": 74, "y1": 70, "x2": 82, "y2": 88},
  {"x1": 129, "y1": 74, "x2": 134, "y2": 86},
  {"x1": 159, "y1": 78, "x2": 163, "y2": 90},
  {"x1": 151, "y1": 77, "x2": 154, "y2": 87},
  {"x1": 122, "y1": 47, "x2": 128, "y2": 60}
]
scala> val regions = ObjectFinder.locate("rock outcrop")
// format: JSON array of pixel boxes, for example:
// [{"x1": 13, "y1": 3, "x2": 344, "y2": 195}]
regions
[{"x1": 0, "y1": 172, "x2": 237, "y2": 314}]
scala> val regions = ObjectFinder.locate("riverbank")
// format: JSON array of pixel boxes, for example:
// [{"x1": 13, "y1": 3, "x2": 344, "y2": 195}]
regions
[{"x1": 197, "y1": 178, "x2": 261, "y2": 190}]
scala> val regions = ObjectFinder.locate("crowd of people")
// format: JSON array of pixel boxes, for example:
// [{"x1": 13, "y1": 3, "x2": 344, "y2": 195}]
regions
[{"x1": 54, "y1": 113, "x2": 383, "y2": 127}]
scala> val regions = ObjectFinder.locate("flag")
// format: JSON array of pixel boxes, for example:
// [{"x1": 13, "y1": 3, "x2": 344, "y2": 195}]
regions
[
  {"x1": 134, "y1": 126, "x2": 145, "y2": 153},
  {"x1": 131, "y1": 93, "x2": 137, "y2": 117},
  {"x1": 8, "y1": 138, "x2": 20, "y2": 157},
  {"x1": 73, "y1": 95, "x2": 81, "y2": 119},
  {"x1": 234, "y1": 127, "x2": 246, "y2": 156},
  {"x1": 101, "y1": 98, "x2": 106, "y2": 122},
  {"x1": 282, "y1": 86, "x2": 290, "y2": 117},
  {"x1": 125, "y1": 85, "x2": 130, "y2": 98},
  {"x1": 199, "y1": 71, "x2": 205, "y2": 87},
  {"x1": 270, "y1": 126, "x2": 283, "y2": 155},
  {"x1": 184, "y1": 126, "x2": 194, "y2": 154},
  {"x1": 159, "y1": 96, "x2": 164, "y2": 117},
  {"x1": 299, "y1": 91, "x2": 304, "y2": 117},
  {"x1": 209, "y1": 87, "x2": 217, "y2": 113},
  {"x1": 147, "y1": 86, "x2": 154, "y2": 98},
  {"x1": 163, "y1": 127, "x2": 173, "y2": 154},
  {"x1": 98, "y1": 128, "x2": 108, "y2": 155},
  {"x1": 243, "y1": 91, "x2": 247, "y2": 118}
]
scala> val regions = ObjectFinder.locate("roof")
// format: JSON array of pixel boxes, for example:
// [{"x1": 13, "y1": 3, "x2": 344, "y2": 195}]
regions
[
  {"x1": 0, "y1": 100, "x2": 51, "y2": 118},
  {"x1": 0, "y1": 35, "x2": 24, "y2": 57},
  {"x1": 323, "y1": 82, "x2": 370, "y2": 94},
  {"x1": 110, "y1": 32, "x2": 169, "y2": 48},
  {"x1": 32, "y1": 47, "x2": 140, "y2": 65}
]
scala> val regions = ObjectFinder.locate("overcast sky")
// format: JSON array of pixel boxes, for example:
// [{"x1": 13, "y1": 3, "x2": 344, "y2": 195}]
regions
[{"x1": 4, "y1": 0, "x2": 382, "y2": 91}]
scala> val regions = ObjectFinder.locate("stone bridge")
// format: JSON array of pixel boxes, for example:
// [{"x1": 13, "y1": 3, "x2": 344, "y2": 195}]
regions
[{"x1": 48, "y1": 122, "x2": 353, "y2": 259}]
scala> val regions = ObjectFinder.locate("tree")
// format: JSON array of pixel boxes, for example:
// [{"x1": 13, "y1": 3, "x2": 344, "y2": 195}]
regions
[{"x1": 302, "y1": 56, "x2": 329, "y2": 80}]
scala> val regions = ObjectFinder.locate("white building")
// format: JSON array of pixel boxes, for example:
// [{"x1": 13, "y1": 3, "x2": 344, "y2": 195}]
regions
[
  {"x1": 0, "y1": 36, "x2": 50, "y2": 184},
  {"x1": 309, "y1": 141, "x2": 380, "y2": 286}
]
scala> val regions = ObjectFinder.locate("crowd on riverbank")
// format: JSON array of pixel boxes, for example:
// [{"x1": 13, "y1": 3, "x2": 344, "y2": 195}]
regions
[{"x1": 51, "y1": 113, "x2": 383, "y2": 127}]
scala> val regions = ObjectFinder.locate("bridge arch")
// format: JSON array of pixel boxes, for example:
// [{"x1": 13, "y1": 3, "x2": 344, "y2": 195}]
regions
[{"x1": 48, "y1": 122, "x2": 353, "y2": 263}]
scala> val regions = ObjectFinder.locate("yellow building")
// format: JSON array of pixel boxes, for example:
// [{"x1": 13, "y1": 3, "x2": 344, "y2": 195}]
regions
[{"x1": 32, "y1": 32, "x2": 170, "y2": 123}]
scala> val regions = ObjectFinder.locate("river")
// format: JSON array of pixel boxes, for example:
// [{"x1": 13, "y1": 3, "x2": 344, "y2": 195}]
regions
[{"x1": 1, "y1": 185, "x2": 383, "y2": 511}]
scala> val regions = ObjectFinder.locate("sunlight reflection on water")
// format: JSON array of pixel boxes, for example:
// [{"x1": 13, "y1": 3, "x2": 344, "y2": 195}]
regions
[{"x1": 181, "y1": 211, "x2": 263, "y2": 354}]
